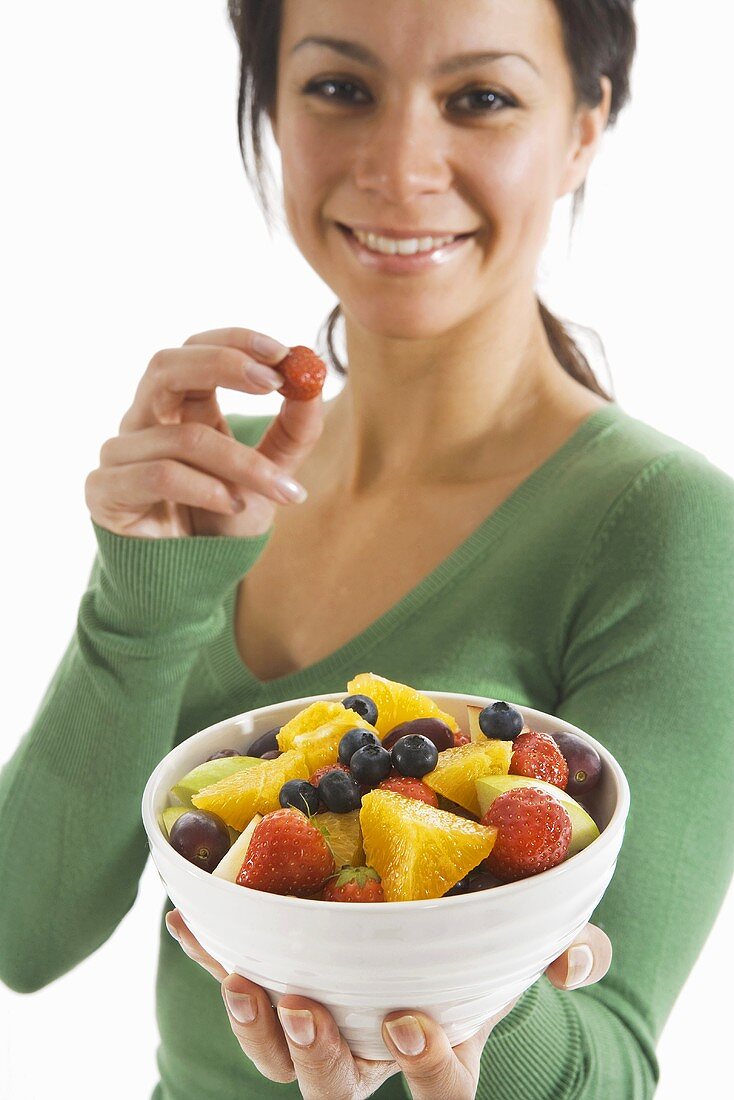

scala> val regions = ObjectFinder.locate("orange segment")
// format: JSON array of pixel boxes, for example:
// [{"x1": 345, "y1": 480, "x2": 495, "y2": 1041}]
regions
[
  {"x1": 192, "y1": 748, "x2": 308, "y2": 831},
  {"x1": 313, "y1": 810, "x2": 364, "y2": 868},
  {"x1": 422, "y1": 740, "x2": 513, "y2": 816},
  {"x1": 360, "y1": 789, "x2": 497, "y2": 902},
  {"x1": 277, "y1": 701, "x2": 350, "y2": 752},
  {"x1": 347, "y1": 672, "x2": 459, "y2": 737},
  {"x1": 291, "y1": 713, "x2": 378, "y2": 773}
]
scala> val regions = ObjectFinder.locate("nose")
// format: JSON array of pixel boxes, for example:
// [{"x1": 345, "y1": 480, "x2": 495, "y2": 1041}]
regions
[{"x1": 352, "y1": 94, "x2": 451, "y2": 205}]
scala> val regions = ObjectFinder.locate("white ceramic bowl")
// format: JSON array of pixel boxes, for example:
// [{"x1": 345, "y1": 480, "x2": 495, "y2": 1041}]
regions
[{"x1": 142, "y1": 691, "x2": 630, "y2": 1059}]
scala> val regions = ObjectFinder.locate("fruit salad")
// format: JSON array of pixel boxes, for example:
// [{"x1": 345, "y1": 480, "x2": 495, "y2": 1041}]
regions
[{"x1": 160, "y1": 673, "x2": 603, "y2": 903}]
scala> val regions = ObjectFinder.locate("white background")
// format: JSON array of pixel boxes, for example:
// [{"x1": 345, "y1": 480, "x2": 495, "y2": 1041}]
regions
[{"x1": 1, "y1": 2, "x2": 732, "y2": 1097}]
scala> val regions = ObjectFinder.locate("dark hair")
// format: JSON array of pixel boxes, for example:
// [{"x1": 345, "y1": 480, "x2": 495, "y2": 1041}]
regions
[{"x1": 227, "y1": 0, "x2": 636, "y2": 400}]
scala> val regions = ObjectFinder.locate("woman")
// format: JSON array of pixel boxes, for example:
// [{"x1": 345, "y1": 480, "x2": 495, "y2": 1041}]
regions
[{"x1": 1, "y1": 1, "x2": 732, "y2": 1098}]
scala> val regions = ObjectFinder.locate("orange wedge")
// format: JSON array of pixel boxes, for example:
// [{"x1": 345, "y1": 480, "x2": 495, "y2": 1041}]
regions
[
  {"x1": 291, "y1": 713, "x2": 378, "y2": 773},
  {"x1": 313, "y1": 810, "x2": 364, "y2": 868},
  {"x1": 360, "y1": 789, "x2": 497, "y2": 902},
  {"x1": 192, "y1": 748, "x2": 308, "y2": 831},
  {"x1": 277, "y1": 701, "x2": 350, "y2": 752},
  {"x1": 422, "y1": 740, "x2": 513, "y2": 816},
  {"x1": 346, "y1": 672, "x2": 459, "y2": 737}
]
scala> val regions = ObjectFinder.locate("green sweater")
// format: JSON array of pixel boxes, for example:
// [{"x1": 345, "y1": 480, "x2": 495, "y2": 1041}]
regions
[{"x1": 1, "y1": 401, "x2": 733, "y2": 1100}]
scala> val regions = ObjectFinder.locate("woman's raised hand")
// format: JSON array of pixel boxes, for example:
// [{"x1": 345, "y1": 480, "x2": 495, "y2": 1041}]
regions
[
  {"x1": 166, "y1": 910, "x2": 612, "y2": 1100},
  {"x1": 85, "y1": 327, "x2": 324, "y2": 539}
]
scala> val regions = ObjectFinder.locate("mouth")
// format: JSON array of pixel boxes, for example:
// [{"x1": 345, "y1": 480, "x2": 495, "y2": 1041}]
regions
[{"x1": 336, "y1": 223, "x2": 477, "y2": 257}]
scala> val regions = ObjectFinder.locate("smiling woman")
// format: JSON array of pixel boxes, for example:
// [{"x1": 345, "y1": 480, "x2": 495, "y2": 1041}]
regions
[
  {"x1": 231, "y1": 0, "x2": 634, "y2": 401},
  {"x1": 1, "y1": 2, "x2": 733, "y2": 1100}
]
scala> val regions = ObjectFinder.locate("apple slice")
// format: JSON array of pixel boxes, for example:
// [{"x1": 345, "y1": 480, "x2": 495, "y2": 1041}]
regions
[
  {"x1": 212, "y1": 813, "x2": 263, "y2": 882},
  {"x1": 160, "y1": 804, "x2": 189, "y2": 838},
  {"x1": 466, "y1": 704, "x2": 485, "y2": 742},
  {"x1": 171, "y1": 755, "x2": 264, "y2": 806},
  {"x1": 475, "y1": 774, "x2": 600, "y2": 858}
]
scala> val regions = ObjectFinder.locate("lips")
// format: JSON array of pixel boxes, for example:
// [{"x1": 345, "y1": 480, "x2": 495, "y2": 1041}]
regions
[{"x1": 340, "y1": 223, "x2": 476, "y2": 240}]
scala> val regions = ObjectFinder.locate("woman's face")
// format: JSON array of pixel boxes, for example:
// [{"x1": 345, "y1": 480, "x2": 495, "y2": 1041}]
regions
[{"x1": 273, "y1": 0, "x2": 602, "y2": 340}]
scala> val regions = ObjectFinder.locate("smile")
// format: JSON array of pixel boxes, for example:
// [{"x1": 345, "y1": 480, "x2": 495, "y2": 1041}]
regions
[{"x1": 336, "y1": 223, "x2": 476, "y2": 274}]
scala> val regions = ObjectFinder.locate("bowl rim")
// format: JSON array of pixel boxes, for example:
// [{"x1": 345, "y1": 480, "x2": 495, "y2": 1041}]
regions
[{"x1": 142, "y1": 690, "x2": 630, "y2": 910}]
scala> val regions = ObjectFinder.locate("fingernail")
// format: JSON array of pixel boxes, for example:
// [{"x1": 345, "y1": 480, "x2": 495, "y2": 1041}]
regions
[
  {"x1": 278, "y1": 1006, "x2": 316, "y2": 1047},
  {"x1": 273, "y1": 475, "x2": 308, "y2": 504},
  {"x1": 384, "y1": 1015, "x2": 426, "y2": 1056},
  {"x1": 247, "y1": 362, "x2": 283, "y2": 390},
  {"x1": 252, "y1": 333, "x2": 290, "y2": 360},
  {"x1": 224, "y1": 987, "x2": 257, "y2": 1024},
  {"x1": 565, "y1": 943, "x2": 594, "y2": 988},
  {"x1": 165, "y1": 914, "x2": 179, "y2": 942}
]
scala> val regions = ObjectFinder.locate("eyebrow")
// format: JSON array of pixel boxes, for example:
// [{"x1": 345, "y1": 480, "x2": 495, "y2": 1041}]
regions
[{"x1": 290, "y1": 36, "x2": 540, "y2": 76}]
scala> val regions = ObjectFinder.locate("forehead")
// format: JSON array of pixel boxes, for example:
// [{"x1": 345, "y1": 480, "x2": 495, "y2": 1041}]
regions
[{"x1": 280, "y1": 0, "x2": 566, "y2": 75}]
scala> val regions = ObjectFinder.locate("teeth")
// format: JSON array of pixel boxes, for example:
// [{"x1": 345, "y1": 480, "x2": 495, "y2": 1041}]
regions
[{"x1": 352, "y1": 229, "x2": 458, "y2": 255}]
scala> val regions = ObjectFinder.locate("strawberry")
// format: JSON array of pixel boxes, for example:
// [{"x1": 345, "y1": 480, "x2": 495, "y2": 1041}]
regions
[
  {"x1": 453, "y1": 730, "x2": 471, "y2": 747},
  {"x1": 510, "y1": 732, "x2": 569, "y2": 789},
  {"x1": 309, "y1": 762, "x2": 351, "y2": 787},
  {"x1": 236, "y1": 807, "x2": 335, "y2": 897},
  {"x1": 480, "y1": 788, "x2": 572, "y2": 882},
  {"x1": 277, "y1": 346, "x2": 327, "y2": 401},
  {"x1": 378, "y1": 773, "x2": 439, "y2": 807},
  {"x1": 322, "y1": 865, "x2": 385, "y2": 903}
]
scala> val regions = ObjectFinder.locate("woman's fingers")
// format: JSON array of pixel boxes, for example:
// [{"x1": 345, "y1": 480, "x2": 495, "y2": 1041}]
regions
[
  {"x1": 545, "y1": 921, "x2": 612, "y2": 990},
  {"x1": 221, "y1": 975, "x2": 299, "y2": 1085},
  {"x1": 259, "y1": 992, "x2": 397, "y2": 1099},
  {"x1": 120, "y1": 338, "x2": 288, "y2": 434},
  {"x1": 164, "y1": 909, "x2": 228, "y2": 983},
  {"x1": 98, "y1": 421, "x2": 305, "y2": 506},
  {"x1": 380, "y1": 999, "x2": 518, "y2": 1100}
]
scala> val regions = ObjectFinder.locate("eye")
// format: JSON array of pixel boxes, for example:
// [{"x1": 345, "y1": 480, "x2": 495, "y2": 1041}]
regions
[
  {"x1": 301, "y1": 78, "x2": 371, "y2": 105},
  {"x1": 449, "y1": 87, "x2": 517, "y2": 115}
]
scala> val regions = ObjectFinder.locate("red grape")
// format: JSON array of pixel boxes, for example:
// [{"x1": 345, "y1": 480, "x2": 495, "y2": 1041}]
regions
[
  {"x1": 169, "y1": 809, "x2": 231, "y2": 873},
  {"x1": 382, "y1": 718, "x2": 454, "y2": 753}
]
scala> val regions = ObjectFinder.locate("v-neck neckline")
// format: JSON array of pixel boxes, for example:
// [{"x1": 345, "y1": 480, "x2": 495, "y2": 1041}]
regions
[{"x1": 210, "y1": 401, "x2": 623, "y2": 702}]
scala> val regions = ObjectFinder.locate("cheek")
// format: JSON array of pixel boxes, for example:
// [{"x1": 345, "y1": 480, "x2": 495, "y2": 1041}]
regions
[
  {"x1": 279, "y1": 117, "x2": 342, "y2": 236},
  {"x1": 473, "y1": 123, "x2": 568, "y2": 249}
]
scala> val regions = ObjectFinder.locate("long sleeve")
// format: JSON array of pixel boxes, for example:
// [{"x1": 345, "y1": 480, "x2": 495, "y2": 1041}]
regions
[
  {"x1": 471, "y1": 451, "x2": 734, "y2": 1099},
  {"x1": 0, "y1": 519, "x2": 271, "y2": 993}
]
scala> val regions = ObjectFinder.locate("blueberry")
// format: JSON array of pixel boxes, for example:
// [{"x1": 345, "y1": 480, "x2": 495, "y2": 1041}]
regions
[
  {"x1": 444, "y1": 871, "x2": 499, "y2": 896},
  {"x1": 391, "y1": 734, "x2": 439, "y2": 779},
  {"x1": 246, "y1": 726, "x2": 282, "y2": 758},
  {"x1": 349, "y1": 743, "x2": 392, "y2": 786},
  {"x1": 337, "y1": 727, "x2": 382, "y2": 766},
  {"x1": 478, "y1": 702, "x2": 523, "y2": 740},
  {"x1": 317, "y1": 769, "x2": 363, "y2": 813},
  {"x1": 279, "y1": 779, "x2": 320, "y2": 816},
  {"x1": 341, "y1": 693, "x2": 379, "y2": 728}
]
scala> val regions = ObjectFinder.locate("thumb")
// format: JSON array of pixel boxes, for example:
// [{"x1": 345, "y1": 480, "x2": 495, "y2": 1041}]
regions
[
  {"x1": 256, "y1": 391, "x2": 325, "y2": 481},
  {"x1": 545, "y1": 922, "x2": 612, "y2": 990}
]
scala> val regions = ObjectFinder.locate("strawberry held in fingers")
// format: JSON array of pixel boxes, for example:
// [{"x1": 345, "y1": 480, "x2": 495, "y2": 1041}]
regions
[
  {"x1": 277, "y1": 346, "x2": 327, "y2": 400},
  {"x1": 236, "y1": 807, "x2": 335, "y2": 896},
  {"x1": 322, "y1": 865, "x2": 386, "y2": 903}
]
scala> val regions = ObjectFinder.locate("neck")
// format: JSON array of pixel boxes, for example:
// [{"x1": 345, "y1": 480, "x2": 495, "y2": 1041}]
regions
[{"x1": 318, "y1": 288, "x2": 580, "y2": 498}]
